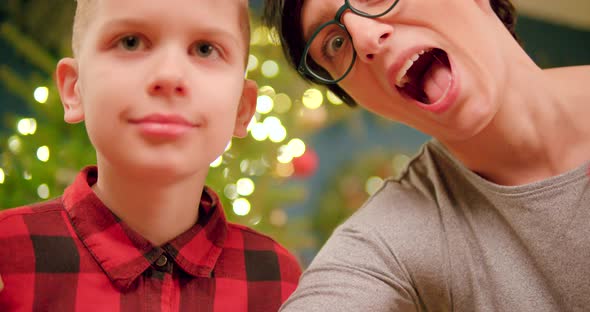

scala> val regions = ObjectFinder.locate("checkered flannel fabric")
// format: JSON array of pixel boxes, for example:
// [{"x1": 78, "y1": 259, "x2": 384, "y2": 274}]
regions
[{"x1": 0, "y1": 166, "x2": 301, "y2": 311}]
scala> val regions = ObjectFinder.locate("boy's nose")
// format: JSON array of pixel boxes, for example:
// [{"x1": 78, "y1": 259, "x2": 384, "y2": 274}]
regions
[
  {"x1": 148, "y1": 78, "x2": 187, "y2": 97},
  {"x1": 147, "y1": 51, "x2": 189, "y2": 97},
  {"x1": 343, "y1": 13, "x2": 394, "y2": 63}
]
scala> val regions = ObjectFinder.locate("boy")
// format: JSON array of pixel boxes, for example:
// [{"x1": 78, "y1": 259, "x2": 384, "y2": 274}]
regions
[
  {"x1": 0, "y1": 0, "x2": 301, "y2": 311},
  {"x1": 264, "y1": 0, "x2": 590, "y2": 311}
]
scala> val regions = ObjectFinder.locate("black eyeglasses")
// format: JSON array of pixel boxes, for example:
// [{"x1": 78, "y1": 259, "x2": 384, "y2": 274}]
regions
[{"x1": 298, "y1": 0, "x2": 400, "y2": 84}]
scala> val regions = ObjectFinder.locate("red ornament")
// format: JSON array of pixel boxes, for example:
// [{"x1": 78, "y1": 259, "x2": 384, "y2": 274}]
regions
[{"x1": 292, "y1": 148, "x2": 319, "y2": 178}]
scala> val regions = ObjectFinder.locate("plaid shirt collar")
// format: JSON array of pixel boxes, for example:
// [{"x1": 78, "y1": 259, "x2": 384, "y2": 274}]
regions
[{"x1": 62, "y1": 166, "x2": 227, "y2": 290}]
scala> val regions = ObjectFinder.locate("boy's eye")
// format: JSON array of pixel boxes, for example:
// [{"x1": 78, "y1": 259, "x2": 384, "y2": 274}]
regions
[
  {"x1": 118, "y1": 35, "x2": 144, "y2": 51},
  {"x1": 192, "y1": 42, "x2": 220, "y2": 58}
]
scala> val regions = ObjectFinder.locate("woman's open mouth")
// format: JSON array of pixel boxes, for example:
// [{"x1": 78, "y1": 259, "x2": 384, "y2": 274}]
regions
[{"x1": 394, "y1": 48, "x2": 453, "y2": 106}]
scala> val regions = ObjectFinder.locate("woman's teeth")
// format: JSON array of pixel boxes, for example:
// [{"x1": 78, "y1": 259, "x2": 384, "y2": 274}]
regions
[{"x1": 395, "y1": 48, "x2": 431, "y2": 88}]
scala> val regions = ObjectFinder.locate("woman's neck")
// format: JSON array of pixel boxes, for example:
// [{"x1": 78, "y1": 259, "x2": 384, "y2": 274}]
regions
[{"x1": 442, "y1": 65, "x2": 590, "y2": 186}]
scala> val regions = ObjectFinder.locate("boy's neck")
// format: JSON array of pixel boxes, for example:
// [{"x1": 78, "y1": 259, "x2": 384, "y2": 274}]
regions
[
  {"x1": 91, "y1": 161, "x2": 207, "y2": 246},
  {"x1": 441, "y1": 65, "x2": 590, "y2": 186}
]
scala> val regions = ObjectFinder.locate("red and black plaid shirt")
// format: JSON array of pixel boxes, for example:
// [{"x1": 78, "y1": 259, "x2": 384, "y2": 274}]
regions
[{"x1": 0, "y1": 166, "x2": 301, "y2": 311}]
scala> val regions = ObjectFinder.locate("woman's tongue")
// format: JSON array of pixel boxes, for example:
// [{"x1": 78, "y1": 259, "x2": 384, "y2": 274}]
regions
[{"x1": 421, "y1": 60, "x2": 452, "y2": 104}]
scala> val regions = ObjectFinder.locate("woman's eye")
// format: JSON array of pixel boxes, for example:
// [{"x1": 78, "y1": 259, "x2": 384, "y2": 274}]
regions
[
  {"x1": 323, "y1": 35, "x2": 347, "y2": 58},
  {"x1": 192, "y1": 42, "x2": 219, "y2": 58},
  {"x1": 118, "y1": 35, "x2": 144, "y2": 51}
]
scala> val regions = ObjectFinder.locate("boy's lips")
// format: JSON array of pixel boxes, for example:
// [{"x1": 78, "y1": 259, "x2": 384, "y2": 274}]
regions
[
  {"x1": 388, "y1": 46, "x2": 458, "y2": 114},
  {"x1": 129, "y1": 113, "x2": 199, "y2": 139}
]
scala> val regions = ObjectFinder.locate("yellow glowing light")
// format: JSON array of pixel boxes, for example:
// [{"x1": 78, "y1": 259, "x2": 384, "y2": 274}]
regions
[
  {"x1": 251, "y1": 26, "x2": 269, "y2": 46},
  {"x1": 269, "y1": 125, "x2": 287, "y2": 143},
  {"x1": 37, "y1": 184, "x2": 50, "y2": 199},
  {"x1": 256, "y1": 95, "x2": 274, "y2": 114},
  {"x1": 23, "y1": 171, "x2": 32, "y2": 180},
  {"x1": 17, "y1": 118, "x2": 37, "y2": 135},
  {"x1": 250, "y1": 123, "x2": 268, "y2": 141},
  {"x1": 210, "y1": 156, "x2": 223, "y2": 168},
  {"x1": 302, "y1": 88, "x2": 324, "y2": 109},
  {"x1": 365, "y1": 176, "x2": 384, "y2": 195},
  {"x1": 288, "y1": 138, "x2": 306, "y2": 158},
  {"x1": 0, "y1": 168, "x2": 5, "y2": 184},
  {"x1": 273, "y1": 93, "x2": 292, "y2": 114},
  {"x1": 36, "y1": 146, "x2": 50, "y2": 162},
  {"x1": 247, "y1": 55, "x2": 259, "y2": 72},
  {"x1": 327, "y1": 90, "x2": 344, "y2": 105},
  {"x1": 224, "y1": 184, "x2": 238, "y2": 200},
  {"x1": 34, "y1": 86, "x2": 49, "y2": 104},
  {"x1": 225, "y1": 140, "x2": 233, "y2": 152},
  {"x1": 261, "y1": 60, "x2": 280, "y2": 78},
  {"x1": 277, "y1": 145, "x2": 294, "y2": 164},
  {"x1": 232, "y1": 198, "x2": 251, "y2": 216},
  {"x1": 276, "y1": 162, "x2": 294, "y2": 177},
  {"x1": 258, "y1": 85, "x2": 276, "y2": 97},
  {"x1": 236, "y1": 178, "x2": 255, "y2": 196},
  {"x1": 8, "y1": 136, "x2": 22, "y2": 154}
]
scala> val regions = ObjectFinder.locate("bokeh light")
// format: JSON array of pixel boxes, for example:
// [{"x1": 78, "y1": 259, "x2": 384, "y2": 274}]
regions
[
  {"x1": 261, "y1": 60, "x2": 280, "y2": 78},
  {"x1": 36, "y1": 146, "x2": 50, "y2": 162},
  {"x1": 236, "y1": 178, "x2": 255, "y2": 196},
  {"x1": 34, "y1": 86, "x2": 49, "y2": 104},
  {"x1": 232, "y1": 198, "x2": 251, "y2": 216},
  {"x1": 302, "y1": 88, "x2": 323, "y2": 109}
]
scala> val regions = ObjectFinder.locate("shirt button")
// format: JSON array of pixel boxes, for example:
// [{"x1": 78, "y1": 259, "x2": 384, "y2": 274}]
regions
[{"x1": 156, "y1": 254, "x2": 168, "y2": 267}]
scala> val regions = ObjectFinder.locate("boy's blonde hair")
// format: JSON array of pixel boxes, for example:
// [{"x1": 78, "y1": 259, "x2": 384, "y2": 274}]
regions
[
  {"x1": 71, "y1": 0, "x2": 251, "y2": 66},
  {"x1": 72, "y1": 0, "x2": 95, "y2": 56}
]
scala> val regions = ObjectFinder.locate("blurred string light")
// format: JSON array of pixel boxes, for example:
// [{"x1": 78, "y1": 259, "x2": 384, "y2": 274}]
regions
[
  {"x1": 37, "y1": 184, "x2": 50, "y2": 199},
  {"x1": 258, "y1": 85, "x2": 276, "y2": 97},
  {"x1": 251, "y1": 26, "x2": 271, "y2": 46},
  {"x1": 250, "y1": 122, "x2": 268, "y2": 141},
  {"x1": 247, "y1": 55, "x2": 259, "y2": 72},
  {"x1": 8, "y1": 136, "x2": 22, "y2": 154},
  {"x1": 261, "y1": 60, "x2": 279, "y2": 78},
  {"x1": 236, "y1": 178, "x2": 255, "y2": 196},
  {"x1": 365, "y1": 176, "x2": 384, "y2": 195},
  {"x1": 269, "y1": 209, "x2": 288, "y2": 227},
  {"x1": 326, "y1": 90, "x2": 344, "y2": 105},
  {"x1": 225, "y1": 140, "x2": 232, "y2": 151},
  {"x1": 23, "y1": 171, "x2": 32, "y2": 180},
  {"x1": 210, "y1": 156, "x2": 223, "y2": 168},
  {"x1": 277, "y1": 138, "x2": 306, "y2": 164},
  {"x1": 0, "y1": 168, "x2": 5, "y2": 184},
  {"x1": 273, "y1": 93, "x2": 292, "y2": 114},
  {"x1": 17, "y1": 118, "x2": 37, "y2": 135},
  {"x1": 256, "y1": 95, "x2": 274, "y2": 114},
  {"x1": 302, "y1": 88, "x2": 323, "y2": 109},
  {"x1": 34, "y1": 86, "x2": 49, "y2": 104},
  {"x1": 276, "y1": 162, "x2": 294, "y2": 177},
  {"x1": 232, "y1": 198, "x2": 251, "y2": 216},
  {"x1": 263, "y1": 116, "x2": 287, "y2": 143},
  {"x1": 36, "y1": 146, "x2": 50, "y2": 162},
  {"x1": 224, "y1": 183, "x2": 238, "y2": 200}
]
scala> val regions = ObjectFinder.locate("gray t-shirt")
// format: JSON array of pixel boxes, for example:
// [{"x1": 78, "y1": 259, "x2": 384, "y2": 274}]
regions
[{"x1": 281, "y1": 140, "x2": 590, "y2": 312}]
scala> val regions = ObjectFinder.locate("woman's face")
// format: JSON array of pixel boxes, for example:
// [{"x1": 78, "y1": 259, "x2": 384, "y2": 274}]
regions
[{"x1": 300, "y1": 0, "x2": 515, "y2": 143}]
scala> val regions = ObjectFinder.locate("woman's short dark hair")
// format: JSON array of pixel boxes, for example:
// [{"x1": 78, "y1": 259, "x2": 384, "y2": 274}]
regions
[{"x1": 263, "y1": 0, "x2": 519, "y2": 107}]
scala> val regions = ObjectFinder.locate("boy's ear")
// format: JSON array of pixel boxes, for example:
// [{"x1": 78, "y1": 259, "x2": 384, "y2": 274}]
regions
[
  {"x1": 233, "y1": 79, "x2": 258, "y2": 138},
  {"x1": 55, "y1": 58, "x2": 84, "y2": 124}
]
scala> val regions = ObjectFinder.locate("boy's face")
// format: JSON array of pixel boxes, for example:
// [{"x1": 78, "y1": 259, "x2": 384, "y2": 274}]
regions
[
  {"x1": 56, "y1": 0, "x2": 256, "y2": 179},
  {"x1": 300, "y1": 0, "x2": 513, "y2": 143}
]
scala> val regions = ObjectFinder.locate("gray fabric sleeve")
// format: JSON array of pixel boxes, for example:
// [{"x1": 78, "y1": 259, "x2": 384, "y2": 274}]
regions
[{"x1": 280, "y1": 223, "x2": 419, "y2": 312}]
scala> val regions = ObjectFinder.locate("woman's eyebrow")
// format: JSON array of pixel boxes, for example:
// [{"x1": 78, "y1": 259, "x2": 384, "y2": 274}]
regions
[{"x1": 305, "y1": 11, "x2": 335, "y2": 41}]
